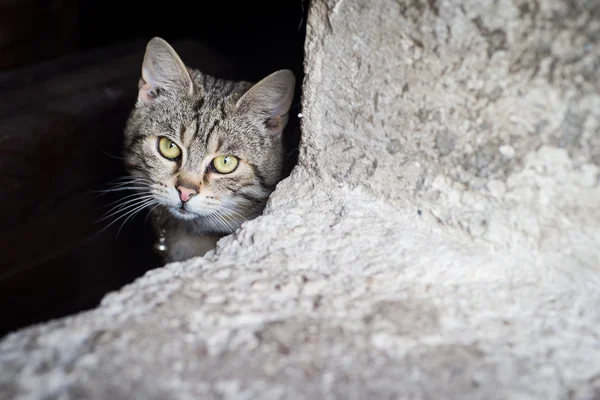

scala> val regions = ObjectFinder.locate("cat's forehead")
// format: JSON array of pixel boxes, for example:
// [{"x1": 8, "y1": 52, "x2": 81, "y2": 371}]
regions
[
  {"x1": 188, "y1": 80, "x2": 254, "y2": 132},
  {"x1": 149, "y1": 75, "x2": 245, "y2": 121},
  {"x1": 146, "y1": 95, "x2": 227, "y2": 138},
  {"x1": 194, "y1": 74, "x2": 249, "y2": 111}
]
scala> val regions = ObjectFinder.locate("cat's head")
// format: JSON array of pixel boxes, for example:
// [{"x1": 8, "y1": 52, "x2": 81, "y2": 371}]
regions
[{"x1": 123, "y1": 37, "x2": 295, "y2": 233}]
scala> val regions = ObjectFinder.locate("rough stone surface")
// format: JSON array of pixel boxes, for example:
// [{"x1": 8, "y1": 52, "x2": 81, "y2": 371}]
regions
[{"x1": 2, "y1": 0, "x2": 600, "y2": 399}]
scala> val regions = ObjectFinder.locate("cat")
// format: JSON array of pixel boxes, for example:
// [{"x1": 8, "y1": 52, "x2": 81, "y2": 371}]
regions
[{"x1": 121, "y1": 37, "x2": 296, "y2": 263}]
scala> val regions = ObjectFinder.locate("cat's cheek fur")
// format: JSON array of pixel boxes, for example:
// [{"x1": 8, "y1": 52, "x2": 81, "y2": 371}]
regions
[
  {"x1": 181, "y1": 197, "x2": 216, "y2": 217},
  {"x1": 162, "y1": 186, "x2": 182, "y2": 208},
  {"x1": 168, "y1": 208, "x2": 200, "y2": 221}
]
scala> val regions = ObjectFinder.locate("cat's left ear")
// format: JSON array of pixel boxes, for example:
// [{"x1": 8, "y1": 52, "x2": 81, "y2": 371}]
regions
[
  {"x1": 137, "y1": 37, "x2": 194, "y2": 106},
  {"x1": 236, "y1": 69, "x2": 296, "y2": 137}
]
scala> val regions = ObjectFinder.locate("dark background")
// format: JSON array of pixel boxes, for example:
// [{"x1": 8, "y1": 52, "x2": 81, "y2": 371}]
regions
[
  {"x1": 77, "y1": 0, "x2": 309, "y2": 82},
  {"x1": 0, "y1": 0, "x2": 308, "y2": 338}
]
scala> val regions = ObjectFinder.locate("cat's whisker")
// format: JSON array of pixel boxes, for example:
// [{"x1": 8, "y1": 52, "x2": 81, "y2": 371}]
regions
[
  {"x1": 108, "y1": 175, "x2": 154, "y2": 184},
  {"x1": 218, "y1": 214, "x2": 234, "y2": 232},
  {"x1": 224, "y1": 215, "x2": 240, "y2": 232},
  {"x1": 216, "y1": 207, "x2": 248, "y2": 230},
  {"x1": 97, "y1": 196, "x2": 153, "y2": 222},
  {"x1": 108, "y1": 180, "x2": 153, "y2": 188},
  {"x1": 104, "y1": 179, "x2": 153, "y2": 189},
  {"x1": 97, "y1": 195, "x2": 157, "y2": 223},
  {"x1": 204, "y1": 211, "x2": 221, "y2": 232},
  {"x1": 211, "y1": 210, "x2": 237, "y2": 233},
  {"x1": 88, "y1": 181, "x2": 152, "y2": 196},
  {"x1": 97, "y1": 176, "x2": 153, "y2": 189},
  {"x1": 100, "y1": 150, "x2": 127, "y2": 161},
  {"x1": 116, "y1": 200, "x2": 160, "y2": 237},
  {"x1": 96, "y1": 199, "x2": 158, "y2": 236},
  {"x1": 221, "y1": 207, "x2": 247, "y2": 222},
  {"x1": 108, "y1": 178, "x2": 153, "y2": 186},
  {"x1": 102, "y1": 191, "x2": 152, "y2": 208},
  {"x1": 108, "y1": 201, "x2": 157, "y2": 237},
  {"x1": 92, "y1": 186, "x2": 152, "y2": 195},
  {"x1": 207, "y1": 211, "x2": 228, "y2": 233},
  {"x1": 99, "y1": 192, "x2": 154, "y2": 215},
  {"x1": 209, "y1": 211, "x2": 228, "y2": 232},
  {"x1": 144, "y1": 204, "x2": 161, "y2": 224}
]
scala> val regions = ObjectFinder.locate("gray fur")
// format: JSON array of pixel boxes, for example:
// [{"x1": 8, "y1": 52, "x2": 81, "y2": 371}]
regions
[{"x1": 122, "y1": 37, "x2": 295, "y2": 262}]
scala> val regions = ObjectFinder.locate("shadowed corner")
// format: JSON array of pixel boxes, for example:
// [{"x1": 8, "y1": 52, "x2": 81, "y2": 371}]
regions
[
  {"x1": 281, "y1": 59, "x2": 306, "y2": 182},
  {"x1": 281, "y1": 3, "x2": 309, "y2": 182}
]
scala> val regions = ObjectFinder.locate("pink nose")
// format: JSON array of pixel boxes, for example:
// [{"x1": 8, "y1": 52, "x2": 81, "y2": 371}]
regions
[{"x1": 177, "y1": 186, "x2": 197, "y2": 203}]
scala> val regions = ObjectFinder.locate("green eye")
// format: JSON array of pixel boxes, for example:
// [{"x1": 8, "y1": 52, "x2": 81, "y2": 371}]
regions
[
  {"x1": 158, "y1": 137, "x2": 181, "y2": 160},
  {"x1": 212, "y1": 155, "x2": 239, "y2": 174}
]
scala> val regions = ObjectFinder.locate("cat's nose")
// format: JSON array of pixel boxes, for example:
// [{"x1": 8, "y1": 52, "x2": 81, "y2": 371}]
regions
[{"x1": 177, "y1": 186, "x2": 196, "y2": 203}]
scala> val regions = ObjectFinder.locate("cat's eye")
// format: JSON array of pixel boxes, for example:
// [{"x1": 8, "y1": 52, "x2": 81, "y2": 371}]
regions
[
  {"x1": 212, "y1": 155, "x2": 239, "y2": 174},
  {"x1": 157, "y1": 137, "x2": 181, "y2": 160}
]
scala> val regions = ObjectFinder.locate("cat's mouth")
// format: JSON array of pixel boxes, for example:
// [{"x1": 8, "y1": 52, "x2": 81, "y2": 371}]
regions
[
  {"x1": 167, "y1": 202, "x2": 217, "y2": 221},
  {"x1": 168, "y1": 205, "x2": 199, "y2": 220}
]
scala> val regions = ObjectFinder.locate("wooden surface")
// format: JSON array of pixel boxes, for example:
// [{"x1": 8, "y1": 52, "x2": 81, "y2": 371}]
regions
[{"x1": 0, "y1": 38, "x2": 235, "y2": 337}]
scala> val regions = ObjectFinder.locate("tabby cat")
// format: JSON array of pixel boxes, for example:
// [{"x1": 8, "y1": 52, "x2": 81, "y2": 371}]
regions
[{"x1": 121, "y1": 37, "x2": 295, "y2": 262}]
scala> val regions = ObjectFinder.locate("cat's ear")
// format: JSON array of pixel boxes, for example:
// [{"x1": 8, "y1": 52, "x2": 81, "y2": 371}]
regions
[
  {"x1": 137, "y1": 37, "x2": 194, "y2": 106},
  {"x1": 236, "y1": 69, "x2": 296, "y2": 137}
]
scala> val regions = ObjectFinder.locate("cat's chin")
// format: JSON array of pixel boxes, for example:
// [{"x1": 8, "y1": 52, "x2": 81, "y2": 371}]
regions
[{"x1": 167, "y1": 207, "x2": 203, "y2": 221}]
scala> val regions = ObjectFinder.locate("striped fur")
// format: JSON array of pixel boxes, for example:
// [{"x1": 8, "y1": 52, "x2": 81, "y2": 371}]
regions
[{"x1": 122, "y1": 37, "x2": 295, "y2": 262}]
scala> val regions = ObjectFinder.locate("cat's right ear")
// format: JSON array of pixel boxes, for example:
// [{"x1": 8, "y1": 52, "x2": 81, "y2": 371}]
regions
[
  {"x1": 137, "y1": 37, "x2": 194, "y2": 107},
  {"x1": 236, "y1": 69, "x2": 296, "y2": 137}
]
